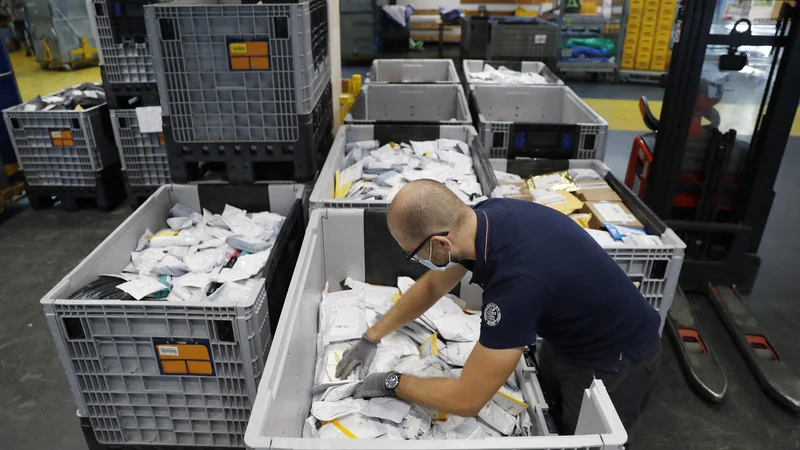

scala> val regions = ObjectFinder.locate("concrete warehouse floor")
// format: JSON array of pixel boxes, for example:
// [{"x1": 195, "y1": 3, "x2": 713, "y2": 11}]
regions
[{"x1": 1, "y1": 50, "x2": 799, "y2": 449}]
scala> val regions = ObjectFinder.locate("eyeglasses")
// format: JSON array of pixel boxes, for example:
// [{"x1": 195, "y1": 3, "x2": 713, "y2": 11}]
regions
[{"x1": 404, "y1": 232, "x2": 449, "y2": 261}]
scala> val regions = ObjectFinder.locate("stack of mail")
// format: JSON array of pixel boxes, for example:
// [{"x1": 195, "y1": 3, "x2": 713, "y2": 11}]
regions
[
  {"x1": 334, "y1": 139, "x2": 485, "y2": 204},
  {"x1": 110, "y1": 203, "x2": 286, "y2": 302},
  {"x1": 307, "y1": 276, "x2": 533, "y2": 440},
  {"x1": 467, "y1": 64, "x2": 550, "y2": 85}
]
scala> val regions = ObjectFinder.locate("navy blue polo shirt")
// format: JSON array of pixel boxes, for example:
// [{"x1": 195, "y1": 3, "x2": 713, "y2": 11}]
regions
[{"x1": 465, "y1": 198, "x2": 660, "y2": 369}]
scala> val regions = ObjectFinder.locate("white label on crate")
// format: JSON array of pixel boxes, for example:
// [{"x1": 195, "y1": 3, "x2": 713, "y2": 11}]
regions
[
  {"x1": 534, "y1": 34, "x2": 547, "y2": 45},
  {"x1": 136, "y1": 106, "x2": 163, "y2": 133},
  {"x1": 159, "y1": 346, "x2": 179, "y2": 356},
  {"x1": 51, "y1": 131, "x2": 62, "y2": 138}
]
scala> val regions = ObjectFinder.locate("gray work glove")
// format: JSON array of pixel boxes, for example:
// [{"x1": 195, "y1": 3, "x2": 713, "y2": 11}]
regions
[
  {"x1": 335, "y1": 333, "x2": 379, "y2": 380},
  {"x1": 353, "y1": 372, "x2": 395, "y2": 399}
]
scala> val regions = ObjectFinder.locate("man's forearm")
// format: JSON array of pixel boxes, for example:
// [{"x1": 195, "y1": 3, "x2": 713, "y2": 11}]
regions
[
  {"x1": 395, "y1": 375, "x2": 482, "y2": 418},
  {"x1": 365, "y1": 277, "x2": 439, "y2": 341}
]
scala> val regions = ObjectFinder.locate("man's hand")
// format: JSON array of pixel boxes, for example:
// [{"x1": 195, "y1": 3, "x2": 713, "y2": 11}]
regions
[
  {"x1": 353, "y1": 372, "x2": 395, "y2": 399},
  {"x1": 335, "y1": 333, "x2": 379, "y2": 379}
]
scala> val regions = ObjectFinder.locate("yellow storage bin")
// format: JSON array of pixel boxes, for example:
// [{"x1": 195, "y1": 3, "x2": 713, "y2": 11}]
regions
[
  {"x1": 644, "y1": 2, "x2": 659, "y2": 15},
  {"x1": 635, "y1": 58, "x2": 652, "y2": 71},
  {"x1": 638, "y1": 37, "x2": 655, "y2": 51},
  {"x1": 639, "y1": 26, "x2": 656, "y2": 39},
  {"x1": 660, "y1": 0, "x2": 678, "y2": 8},
  {"x1": 629, "y1": 0, "x2": 645, "y2": 12},
  {"x1": 621, "y1": 57, "x2": 636, "y2": 70}
]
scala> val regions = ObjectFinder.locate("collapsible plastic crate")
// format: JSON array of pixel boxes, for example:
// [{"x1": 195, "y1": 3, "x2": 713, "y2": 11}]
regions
[
  {"x1": 345, "y1": 84, "x2": 472, "y2": 125},
  {"x1": 471, "y1": 85, "x2": 608, "y2": 160},
  {"x1": 42, "y1": 183, "x2": 307, "y2": 447},
  {"x1": 110, "y1": 109, "x2": 170, "y2": 206},
  {"x1": 365, "y1": 59, "x2": 460, "y2": 84},
  {"x1": 490, "y1": 158, "x2": 685, "y2": 331},
  {"x1": 2, "y1": 85, "x2": 119, "y2": 187},
  {"x1": 309, "y1": 124, "x2": 497, "y2": 211},
  {"x1": 461, "y1": 16, "x2": 559, "y2": 61},
  {"x1": 165, "y1": 83, "x2": 334, "y2": 183},
  {"x1": 146, "y1": 0, "x2": 331, "y2": 141},
  {"x1": 243, "y1": 207, "x2": 628, "y2": 449},
  {"x1": 89, "y1": 0, "x2": 170, "y2": 92},
  {"x1": 462, "y1": 59, "x2": 564, "y2": 86}
]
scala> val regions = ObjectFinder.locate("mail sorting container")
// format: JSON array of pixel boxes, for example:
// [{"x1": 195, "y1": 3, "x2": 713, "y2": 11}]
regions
[
  {"x1": 2, "y1": 85, "x2": 126, "y2": 209},
  {"x1": 110, "y1": 109, "x2": 170, "y2": 207},
  {"x1": 145, "y1": 0, "x2": 330, "y2": 134},
  {"x1": 462, "y1": 59, "x2": 564, "y2": 86},
  {"x1": 471, "y1": 84, "x2": 608, "y2": 160},
  {"x1": 490, "y1": 158, "x2": 685, "y2": 332},
  {"x1": 89, "y1": 0, "x2": 170, "y2": 109},
  {"x1": 243, "y1": 207, "x2": 628, "y2": 449},
  {"x1": 461, "y1": 16, "x2": 559, "y2": 61},
  {"x1": 345, "y1": 83, "x2": 472, "y2": 125},
  {"x1": 365, "y1": 59, "x2": 460, "y2": 84},
  {"x1": 41, "y1": 182, "x2": 307, "y2": 447},
  {"x1": 309, "y1": 124, "x2": 497, "y2": 211}
]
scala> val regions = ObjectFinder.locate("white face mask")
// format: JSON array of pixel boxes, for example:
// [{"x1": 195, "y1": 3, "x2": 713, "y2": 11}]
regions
[{"x1": 415, "y1": 240, "x2": 459, "y2": 272}]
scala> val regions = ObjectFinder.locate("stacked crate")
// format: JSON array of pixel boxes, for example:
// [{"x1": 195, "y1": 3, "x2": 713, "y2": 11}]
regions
[
  {"x1": 90, "y1": 0, "x2": 171, "y2": 207},
  {"x1": 622, "y1": 0, "x2": 676, "y2": 72},
  {"x1": 145, "y1": 0, "x2": 334, "y2": 185}
]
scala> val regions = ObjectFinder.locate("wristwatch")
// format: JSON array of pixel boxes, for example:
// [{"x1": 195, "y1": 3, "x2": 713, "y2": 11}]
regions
[{"x1": 384, "y1": 371, "x2": 402, "y2": 395}]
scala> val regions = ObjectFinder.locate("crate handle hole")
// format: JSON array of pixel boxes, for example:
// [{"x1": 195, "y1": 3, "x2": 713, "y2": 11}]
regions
[
  {"x1": 272, "y1": 17, "x2": 289, "y2": 39},
  {"x1": 582, "y1": 133, "x2": 597, "y2": 151},
  {"x1": 63, "y1": 317, "x2": 86, "y2": 340},
  {"x1": 94, "y1": 3, "x2": 103, "y2": 17},
  {"x1": 71, "y1": 119, "x2": 80, "y2": 129},
  {"x1": 215, "y1": 321, "x2": 235, "y2": 343},
  {"x1": 492, "y1": 132, "x2": 505, "y2": 148},
  {"x1": 650, "y1": 260, "x2": 668, "y2": 280},
  {"x1": 11, "y1": 118, "x2": 20, "y2": 129},
  {"x1": 118, "y1": 117, "x2": 129, "y2": 129},
  {"x1": 160, "y1": 19, "x2": 178, "y2": 41}
]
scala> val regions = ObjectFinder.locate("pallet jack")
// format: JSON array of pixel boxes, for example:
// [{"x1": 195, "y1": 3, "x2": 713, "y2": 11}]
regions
[{"x1": 624, "y1": 0, "x2": 800, "y2": 409}]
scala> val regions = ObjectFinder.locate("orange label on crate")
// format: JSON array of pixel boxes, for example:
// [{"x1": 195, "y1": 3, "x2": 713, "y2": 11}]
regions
[
  {"x1": 154, "y1": 339, "x2": 215, "y2": 376},
  {"x1": 50, "y1": 130, "x2": 74, "y2": 147},
  {"x1": 157, "y1": 132, "x2": 165, "y2": 146},
  {"x1": 227, "y1": 39, "x2": 270, "y2": 71}
]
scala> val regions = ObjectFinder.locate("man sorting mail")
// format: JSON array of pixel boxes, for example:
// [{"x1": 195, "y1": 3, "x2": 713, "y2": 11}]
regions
[{"x1": 336, "y1": 179, "x2": 661, "y2": 437}]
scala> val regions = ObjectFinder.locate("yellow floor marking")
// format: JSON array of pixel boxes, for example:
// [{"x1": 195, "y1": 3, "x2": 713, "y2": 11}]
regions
[{"x1": 8, "y1": 49, "x2": 101, "y2": 102}]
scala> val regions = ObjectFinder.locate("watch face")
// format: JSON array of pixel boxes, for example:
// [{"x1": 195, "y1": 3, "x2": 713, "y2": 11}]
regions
[{"x1": 385, "y1": 373, "x2": 400, "y2": 390}]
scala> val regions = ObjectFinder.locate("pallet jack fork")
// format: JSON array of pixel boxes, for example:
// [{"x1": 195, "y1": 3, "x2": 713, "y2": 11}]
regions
[
  {"x1": 707, "y1": 284, "x2": 800, "y2": 410},
  {"x1": 666, "y1": 288, "x2": 727, "y2": 402}
]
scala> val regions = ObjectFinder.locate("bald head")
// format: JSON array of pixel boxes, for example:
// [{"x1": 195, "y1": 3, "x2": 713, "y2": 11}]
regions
[{"x1": 388, "y1": 180, "x2": 473, "y2": 246}]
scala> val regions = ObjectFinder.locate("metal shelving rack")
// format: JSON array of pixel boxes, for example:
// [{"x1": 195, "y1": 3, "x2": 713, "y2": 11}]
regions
[{"x1": 554, "y1": 0, "x2": 627, "y2": 78}]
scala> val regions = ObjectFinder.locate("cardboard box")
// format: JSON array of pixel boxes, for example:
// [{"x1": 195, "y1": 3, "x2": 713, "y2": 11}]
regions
[
  {"x1": 584, "y1": 201, "x2": 644, "y2": 229},
  {"x1": 542, "y1": 191, "x2": 583, "y2": 215},
  {"x1": 499, "y1": 181, "x2": 533, "y2": 202},
  {"x1": 575, "y1": 181, "x2": 622, "y2": 202}
]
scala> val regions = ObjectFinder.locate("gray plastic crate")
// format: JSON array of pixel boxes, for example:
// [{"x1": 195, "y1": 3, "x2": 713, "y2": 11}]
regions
[
  {"x1": 471, "y1": 84, "x2": 608, "y2": 160},
  {"x1": 345, "y1": 84, "x2": 472, "y2": 125},
  {"x1": 243, "y1": 207, "x2": 628, "y2": 449},
  {"x1": 365, "y1": 59, "x2": 460, "y2": 84},
  {"x1": 88, "y1": 0, "x2": 171, "y2": 84},
  {"x1": 41, "y1": 183, "x2": 306, "y2": 447},
  {"x1": 488, "y1": 18, "x2": 559, "y2": 60},
  {"x1": 146, "y1": 0, "x2": 331, "y2": 143},
  {"x1": 2, "y1": 85, "x2": 119, "y2": 187},
  {"x1": 111, "y1": 109, "x2": 169, "y2": 188},
  {"x1": 462, "y1": 59, "x2": 563, "y2": 86},
  {"x1": 310, "y1": 124, "x2": 497, "y2": 211},
  {"x1": 490, "y1": 158, "x2": 685, "y2": 332}
]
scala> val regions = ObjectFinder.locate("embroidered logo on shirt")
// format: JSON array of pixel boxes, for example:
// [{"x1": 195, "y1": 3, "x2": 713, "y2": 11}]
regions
[{"x1": 484, "y1": 303, "x2": 501, "y2": 327}]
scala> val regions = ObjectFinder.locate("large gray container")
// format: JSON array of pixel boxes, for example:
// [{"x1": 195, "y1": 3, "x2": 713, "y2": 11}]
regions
[
  {"x1": 2, "y1": 85, "x2": 118, "y2": 187},
  {"x1": 471, "y1": 84, "x2": 608, "y2": 160},
  {"x1": 243, "y1": 207, "x2": 629, "y2": 449},
  {"x1": 145, "y1": 0, "x2": 331, "y2": 143},
  {"x1": 345, "y1": 84, "x2": 472, "y2": 125},
  {"x1": 489, "y1": 158, "x2": 685, "y2": 332},
  {"x1": 111, "y1": 109, "x2": 169, "y2": 188},
  {"x1": 366, "y1": 59, "x2": 460, "y2": 84},
  {"x1": 41, "y1": 183, "x2": 305, "y2": 447},
  {"x1": 309, "y1": 124, "x2": 497, "y2": 210}
]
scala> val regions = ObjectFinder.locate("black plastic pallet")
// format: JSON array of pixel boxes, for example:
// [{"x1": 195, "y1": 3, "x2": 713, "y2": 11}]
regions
[
  {"x1": 165, "y1": 82, "x2": 334, "y2": 184},
  {"x1": 123, "y1": 175, "x2": 161, "y2": 209},
  {"x1": 101, "y1": 67, "x2": 160, "y2": 110},
  {"x1": 26, "y1": 163, "x2": 126, "y2": 211},
  {"x1": 80, "y1": 416, "x2": 243, "y2": 450}
]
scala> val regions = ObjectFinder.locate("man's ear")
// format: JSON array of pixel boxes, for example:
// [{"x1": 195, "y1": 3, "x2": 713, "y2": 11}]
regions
[{"x1": 432, "y1": 235, "x2": 452, "y2": 251}]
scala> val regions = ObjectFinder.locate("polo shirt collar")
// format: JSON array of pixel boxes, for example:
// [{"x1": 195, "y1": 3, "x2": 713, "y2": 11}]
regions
[{"x1": 471, "y1": 208, "x2": 490, "y2": 283}]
